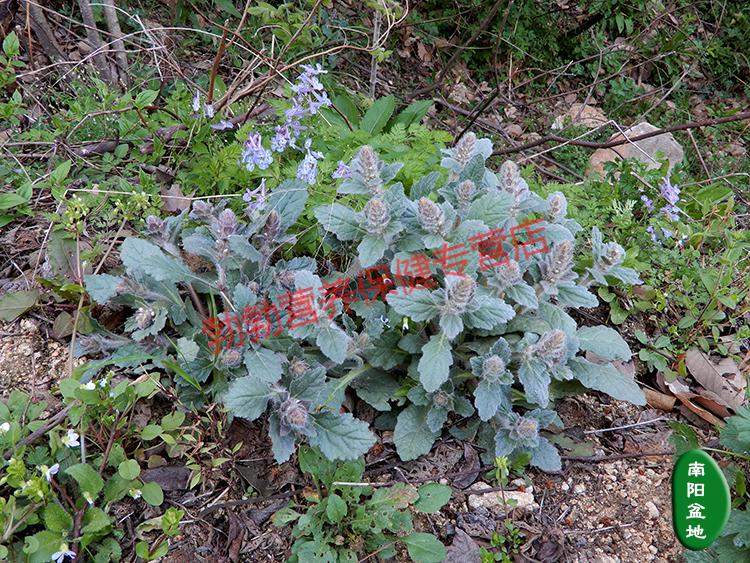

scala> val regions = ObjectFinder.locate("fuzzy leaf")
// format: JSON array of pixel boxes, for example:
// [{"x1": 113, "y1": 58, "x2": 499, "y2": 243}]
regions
[
  {"x1": 223, "y1": 377, "x2": 275, "y2": 420},
  {"x1": 269, "y1": 414, "x2": 297, "y2": 463},
  {"x1": 351, "y1": 370, "x2": 399, "y2": 411},
  {"x1": 120, "y1": 238, "x2": 192, "y2": 283},
  {"x1": 609, "y1": 265, "x2": 642, "y2": 285},
  {"x1": 504, "y1": 283, "x2": 538, "y2": 309},
  {"x1": 309, "y1": 411, "x2": 376, "y2": 460},
  {"x1": 569, "y1": 358, "x2": 645, "y2": 404},
  {"x1": 474, "y1": 379, "x2": 511, "y2": 421},
  {"x1": 530, "y1": 437, "x2": 562, "y2": 472},
  {"x1": 466, "y1": 191, "x2": 513, "y2": 226},
  {"x1": 576, "y1": 326, "x2": 631, "y2": 360},
  {"x1": 394, "y1": 405, "x2": 440, "y2": 461},
  {"x1": 464, "y1": 296, "x2": 515, "y2": 329},
  {"x1": 244, "y1": 347, "x2": 284, "y2": 383},
  {"x1": 410, "y1": 171, "x2": 441, "y2": 200},
  {"x1": 267, "y1": 180, "x2": 308, "y2": 230},
  {"x1": 316, "y1": 324, "x2": 350, "y2": 364},
  {"x1": 357, "y1": 235, "x2": 387, "y2": 267},
  {"x1": 439, "y1": 312, "x2": 463, "y2": 340},
  {"x1": 418, "y1": 334, "x2": 453, "y2": 392},
  {"x1": 84, "y1": 274, "x2": 122, "y2": 304},
  {"x1": 556, "y1": 284, "x2": 599, "y2": 308},
  {"x1": 518, "y1": 358, "x2": 551, "y2": 407},
  {"x1": 314, "y1": 204, "x2": 363, "y2": 241},
  {"x1": 386, "y1": 288, "x2": 441, "y2": 322}
]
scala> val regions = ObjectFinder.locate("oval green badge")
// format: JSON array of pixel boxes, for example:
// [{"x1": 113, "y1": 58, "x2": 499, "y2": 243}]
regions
[{"x1": 672, "y1": 449, "x2": 731, "y2": 550}]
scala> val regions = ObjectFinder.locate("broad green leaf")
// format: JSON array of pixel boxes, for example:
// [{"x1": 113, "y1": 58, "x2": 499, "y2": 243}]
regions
[
  {"x1": 474, "y1": 378, "x2": 511, "y2": 421},
  {"x1": 569, "y1": 358, "x2": 645, "y2": 405},
  {"x1": 223, "y1": 376, "x2": 275, "y2": 420},
  {"x1": 392, "y1": 99, "x2": 432, "y2": 128},
  {"x1": 576, "y1": 326, "x2": 631, "y2": 360},
  {"x1": 118, "y1": 459, "x2": 141, "y2": 480},
  {"x1": 309, "y1": 412, "x2": 375, "y2": 460},
  {"x1": 120, "y1": 238, "x2": 193, "y2": 283},
  {"x1": 326, "y1": 493, "x2": 347, "y2": 523},
  {"x1": 466, "y1": 191, "x2": 513, "y2": 226},
  {"x1": 84, "y1": 274, "x2": 122, "y2": 304},
  {"x1": 316, "y1": 324, "x2": 350, "y2": 364},
  {"x1": 141, "y1": 424, "x2": 162, "y2": 441},
  {"x1": 394, "y1": 405, "x2": 439, "y2": 461},
  {"x1": 269, "y1": 413, "x2": 297, "y2": 463},
  {"x1": 402, "y1": 532, "x2": 447, "y2": 563},
  {"x1": 418, "y1": 334, "x2": 453, "y2": 392},
  {"x1": 82, "y1": 507, "x2": 111, "y2": 535},
  {"x1": 386, "y1": 288, "x2": 440, "y2": 322},
  {"x1": 0, "y1": 192, "x2": 29, "y2": 210},
  {"x1": 176, "y1": 337, "x2": 199, "y2": 363},
  {"x1": 529, "y1": 437, "x2": 562, "y2": 472},
  {"x1": 244, "y1": 347, "x2": 284, "y2": 383},
  {"x1": 557, "y1": 284, "x2": 599, "y2": 308},
  {"x1": 720, "y1": 407, "x2": 750, "y2": 454},
  {"x1": 464, "y1": 296, "x2": 515, "y2": 330},
  {"x1": 65, "y1": 463, "x2": 104, "y2": 497},
  {"x1": 361, "y1": 95, "x2": 396, "y2": 135},
  {"x1": 414, "y1": 483, "x2": 451, "y2": 513},
  {"x1": 141, "y1": 481, "x2": 164, "y2": 506},
  {"x1": 134, "y1": 89, "x2": 159, "y2": 109},
  {"x1": 518, "y1": 358, "x2": 551, "y2": 407},
  {"x1": 267, "y1": 180, "x2": 308, "y2": 230},
  {"x1": 3, "y1": 32, "x2": 20, "y2": 57},
  {"x1": 43, "y1": 503, "x2": 73, "y2": 533},
  {"x1": 313, "y1": 203, "x2": 363, "y2": 241},
  {"x1": 0, "y1": 290, "x2": 39, "y2": 321},
  {"x1": 357, "y1": 235, "x2": 387, "y2": 267}
]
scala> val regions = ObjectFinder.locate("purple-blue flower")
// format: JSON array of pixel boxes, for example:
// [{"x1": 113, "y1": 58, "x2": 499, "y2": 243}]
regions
[
  {"x1": 297, "y1": 138, "x2": 323, "y2": 185},
  {"x1": 211, "y1": 119, "x2": 235, "y2": 131},
  {"x1": 271, "y1": 123, "x2": 297, "y2": 152},
  {"x1": 204, "y1": 103, "x2": 215, "y2": 119},
  {"x1": 243, "y1": 179, "x2": 267, "y2": 213},
  {"x1": 646, "y1": 225, "x2": 658, "y2": 242},
  {"x1": 658, "y1": 176, "x2": 681, "y2": 220},
  {"x1": 640, "y1": 194, "x2": 654, "y2": 211},
  {"x1": 332, "y1": 160, "x2": 351, "y2": 180},
  {"x1": 661, "y1": 227, "x2": 673, "y2": 238},
  {"x1": 192, "y1": 91, "x2": 201, "y2": 113},
  {"x1": 240, "y1": 133, "x2": 273, "y2": 172}
]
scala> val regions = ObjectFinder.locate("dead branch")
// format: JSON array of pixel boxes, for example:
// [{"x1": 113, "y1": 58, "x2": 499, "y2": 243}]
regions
[
  {"x1": 77, "y1": 0, "x2": 114, "y2": 84},
  {"x1": 25, "y1": 0, "x2": 66, "y2": 62},
  {"x1": 100, "y1": 0, "x2": 128, "y2": 85}
]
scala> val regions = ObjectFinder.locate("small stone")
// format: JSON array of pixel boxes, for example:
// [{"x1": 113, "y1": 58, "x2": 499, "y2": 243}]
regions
[
  {"x1": 561, "y1": 482, "x2": 570, "y2": 492},
  {"x1": 649, "y1": 545, "x2": 658, "y2": 554},
  {"x1": 645, "y1": 501, "x2": 660, "y2": 519},
  {"x1": 573, "y1": 483, "x2": 586, "y2": 494},
  {"x1": 466, "y1": 482, "x2": 537, "y2": 514}
]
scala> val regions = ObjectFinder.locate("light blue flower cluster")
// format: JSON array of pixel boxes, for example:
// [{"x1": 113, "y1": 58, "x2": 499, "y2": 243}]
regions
[
  {"x1": 658, "y1": 176, "x2": 681, "y2": 221},
  {"x1": 240, "y1": 132, "x2": 273, "y2": 172}
]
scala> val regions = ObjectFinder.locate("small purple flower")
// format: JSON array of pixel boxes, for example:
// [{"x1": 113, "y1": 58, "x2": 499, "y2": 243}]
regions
[
  {"x1": 332, "y1": 160, "x2": 351, "y2": 180},
  {"x1": 271, "y1": 123, "x2": 297, "y2": 152},
  {"x1": 243, "y1": 179, "x2": 267, "y2": 213},
  {"x1": 204, "y1": 103, "x2": 215, "y2": 119},
  {"x1": 211, "y1": 119, "x2": 235, "y2": 131},
  {"x1": 240, "y1": 132, "x2": 273, "y2": 172},
  {"x1": 661, "y1": 227, "x2": 673, "y2": 238},
  {"x1": 658, "y1": 176, "x2": 682, "y2": 221},
  {"x1": 646, "y1": 225, "x2": 658, "y2": 242},
  {"x1": 192, "y1": 91, "x2": 201, "y2": 113},
  {"x1": 297, "y1": 138, "x2": 323, "y2": 185},
  {"x1": 640, "y1": 195, "x2": 654, "y2": 211}
]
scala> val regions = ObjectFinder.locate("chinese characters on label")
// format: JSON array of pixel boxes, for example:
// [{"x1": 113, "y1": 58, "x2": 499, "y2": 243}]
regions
[{"x1": 202, "y1": 219, "x2": 548, "y2": 353}]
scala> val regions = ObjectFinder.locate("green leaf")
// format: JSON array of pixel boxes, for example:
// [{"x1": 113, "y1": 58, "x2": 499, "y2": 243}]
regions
[
  {"x1": 272, "y1": 507, "x2": 302, "y2": 527},
  {"x1": 720, "y1": 407, "x2": 750, "y2": 454},
  {"x1": 309, "y1": 411, "x2": 376, "y2": 460},
  {"x1": 569, "y1": 358, "x2": 645, "y2": 405},
  {"x1": 161, "y1": 411, "x2": 185, "y2": 431},
  {"x1": 394, "y1": 405, "x2": 439, "y2": 461},
  {"x1": 386, "y1": 288, "x2": 441, "y2": 322},
  {"x1": 141, "y1": 424, "x2": 162, "y2": 441},
  {"x1": 402, "y1": 532, "x2": 447, "y2": 563},
  {"x1": 141, "y1": 481, "x2": 164, "y2": 506},
  {"x1": 357, "y1": 235, "x2": 387, "y2": 267},
  {"x1": 267, "y1": 180, "x2": 308, "y2": 230},
  {"x1": 65, "y1": 463, "x2": 104, "y2": 497},
  {"x1": 316, "y1": 324, "x2": 350, "y2": 364},
  {"x1": 326, "y1": 493, "x2": 347, "y2": 523},
  {"x1": 557, "y1": 284, "x2": 599, "y2": 308},
  {"x1": 0, "y1": 290, "x2": 39, "y2": 321},
  {"x1": 82, "y1": 507, "x2": 111, "y2": 535},
  {"x1": 474, "y1": 378, "x2": 511, "y2": 421},
  {"x1": 84, "y1": 274, "x2": 122, "y2": 304},
  {"x1": 518, "y1": 358, "x2": 551, "y2": 407},
  {"x1": 3, "y1": 32, "x2": 20, "y2": 57},
  {"x1": 418, "y1": 334, "x2": 453, "y2": 392},
  {"x1": 223, "y1": 376, "x2": 275, "y2": 421},
  {"x1": 392, "y1": 99, "x2": 432, "y2": 128},
  {"x1": 43, "y1": 503, "x2": 73, "y2": 533},
  {"x1": 0, "y1": 192, "x2": 29, "y2": 210},
  {"x1": 313, "y1": 203, "x2": 363, "y2": 241},
  {"x1": 530, "y1": 437, "x2": 562, "y2": 472},
  {"x1": 176, "y1": 337, "x2": 199, "y2": 363},
  {"x1": 466, "y1": 191, "x2": 513, "y2": 226},
  {"x1": 576, "y1": 326, "x2": 631, "y2": 360},
  {"x1": 134, "y1": 89, "x2": 159, "y2": 109},
  {"x1": 361, "y1": 95, "x2": 396, "y2": 135},
  {"x1": 244, "y1": 347, "x2": 284, "y2": 383},
  {"x1": 118, "y1": 459, "x2": 141, "y2": 480},
  {"x1": 414, "y1": 483, "x2": 451, "y2": 513},
  {"x1": 120, "y1": 238, "x2": 193, "y2": 283}
]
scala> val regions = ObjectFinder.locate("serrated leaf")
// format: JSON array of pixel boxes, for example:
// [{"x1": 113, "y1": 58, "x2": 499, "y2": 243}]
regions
[
  {"x1": 464, "y1": 296, "x2": 515, "y2": 330},
  {"x1": 316, "y1": 324, "x2": 350, "y2": 364},
  {"x1": 466, "y1": 191, "x2": 513, "y2": 226},
  {"x1": 223, "y1": 376, "x2": 275, "y2": 420},
  {"x1": 418, "y1": 334, "x2": 453, "y2": 392},
  {"x1": 386, "y1": 288, "x2": 440, "y2": 322},
  {"x1": 557, "y1": 284, "x2": 599, "y2": 308},
  {"x1": 84, "y1": 274, "x2": 122, "y2": 304},
  {"x1": 176, "y1": 337, "x2": 199, "y2": 363},
  {"x1": 720, "y1": 407, "x2": 750, "y2": 454},
  {"x1": 309, "y1": 411, "x2": 375, "y2": 460},
  {"x1": 244, "y1": 347, "x2": 284, "y2": 383},
  {"x1": 82, "y1": 507, "x2": 111, "y2": 535},
  {"x1": 314, "y1": 203, "x2": 363, "y2": 241},
  {"x1": 361, "y1": 95, "x2": 395, "y2": 135},
  {"x1": 409, "y1": 171, "x2": 441, "y2": 200},
  {"x1": 357, "y1": 235, "x2": 387, "y2": 267},
  {"x1": 504, "y1": 283, "x2": 538, "y2": 308},
  {"x1": 120, "y1": 238, "x2": 192, "y2": 283},
  {"x1": 414, "y1": 483, "x2": 451, "y2": 513},
  {"x1": 577, "y1": 326, "x2": 631, "y2": 360},
  {"x1": 394, "y1": 405, "x2": 439, "y2": 461},
  {"x1": 569, "y1": 358, "x2": 645, "y2": 405},
  {"x1": 474, "y1": 378, "x2": 511, "y2": 421},
  {"x1": 518, "y1": 358, "x2": 551, "y2": 407},
  {"x1": 439, "y1": 312, "x2": 463, "y2": 340},
  {"x1": 43, "y1": 503, "x2": 73, "y2": 533},
  {"x1": 529, "y1": 437, "x2": 562, "y2": 472},
  {"x1": 402, "y1": 532, "x2": 447, "y2": 563}
]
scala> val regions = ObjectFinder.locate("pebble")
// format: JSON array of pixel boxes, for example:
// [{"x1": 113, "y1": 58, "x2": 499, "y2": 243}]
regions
[
  {"x1": 574, "y1": 483, "x2": 586, "y2": 494},
  {"x1": 561, "y1": 482, "x2": 570, "y2": 492},
  {"x1": 466, "y1": 482, "x2": 538, "y2": 513},
  {"x1": 645, "y1": 501, "x2": 660, "y2": 519}
]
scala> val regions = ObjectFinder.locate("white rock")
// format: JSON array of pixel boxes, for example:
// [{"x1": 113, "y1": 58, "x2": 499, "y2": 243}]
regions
[
  {"x1": 587, "y1": 121, "x2": 684, "y2": 177},
  {"x1": 574, "y1": 483, "x2": 586, "y2": 494},
  {"x1": 551, "y1": 103, "x2": 608, "y2": 130},
  {"x1": 645, "y1": 501, "x2": 660, "y2": 519},
  {"x1": 466, "y1": 482, "x2": 537, "y2": 514},
  {"x1": 561, "y1": 482, "x2": 570, "y2": 492}
]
